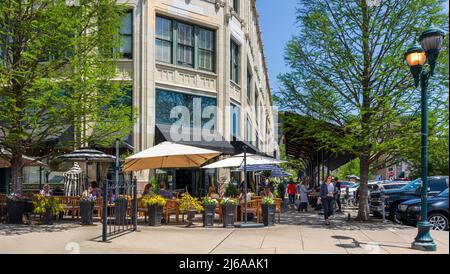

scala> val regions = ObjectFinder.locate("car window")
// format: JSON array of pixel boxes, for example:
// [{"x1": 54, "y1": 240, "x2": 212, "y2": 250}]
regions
[
  {"x1": 438, "y1": 188, "x2": 448, "y2": 197},
  {"x1": 430, "y1": 178, "x2": 449, "y2": 191},
  {"x1": 400, "y1": 178, "x2": 422, "y2": 190}
]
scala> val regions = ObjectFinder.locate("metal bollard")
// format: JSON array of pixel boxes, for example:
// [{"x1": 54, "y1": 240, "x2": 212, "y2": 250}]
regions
[{"x1": 380, "y1": 188, "x2": 386, "y2": 223}]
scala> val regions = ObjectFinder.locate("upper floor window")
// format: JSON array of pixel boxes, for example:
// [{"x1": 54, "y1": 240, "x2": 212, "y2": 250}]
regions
[
  {"x1": 177, "y1": 23, "x2": 194, "y2": 67},
  {"x1": 119, "y1": 10, "x2": 133, "y2": 59},
  {"x1": 156, "y1": 16, "x2": 215, "y2": 72},
  {"x1": 255, "y1": 91, "x2": 259, "y2": 123},
  {"x1": 246, "y1": 69, "x2": 252, "y2": 100},
  {"x1": 156, "y1": 17, "x2": 173, "y2": 63},
  {"x1": 198, "y1": 28, "x2": 214, "y2": 71},
  {"x1": 246, "y1": 115, "x2": 252, "y2": 143},
  {"x1": 232, "y1": 0, "x2": 240, "y2": 14},
  {"x1": 230, "y1": 40, "x2": 240, "y2": 83},
  {"x1": 230, "y1": 103, "x2": 240, "y2": 138}
]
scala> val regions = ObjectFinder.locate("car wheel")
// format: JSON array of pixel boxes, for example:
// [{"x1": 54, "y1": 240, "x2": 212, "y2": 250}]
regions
[{"x1": 428, "y1": 213, "x2": 449, "y2": 231}]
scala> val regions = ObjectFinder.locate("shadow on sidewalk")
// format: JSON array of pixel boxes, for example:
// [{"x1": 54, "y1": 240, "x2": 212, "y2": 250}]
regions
[
  {"x1": 279, "y1": 206, "x2": 412, "y2": 231},
  {"x1": 332, "y1": 235, "x2": 413, "y2": 252},
  {"x1": 0, "y1": 222, "x2": 82, "y2": 236}
]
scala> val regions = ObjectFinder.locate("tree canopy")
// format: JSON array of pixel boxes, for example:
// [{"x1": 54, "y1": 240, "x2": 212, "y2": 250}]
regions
[
  {"x1": 0, "y1": 0, "x2": 135, "y2": 192},
  {"x1": 275, "y1": 0, "x2": 448, "y2": 220}
]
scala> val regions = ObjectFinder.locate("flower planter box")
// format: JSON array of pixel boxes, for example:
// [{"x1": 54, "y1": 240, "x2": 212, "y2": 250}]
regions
[
  {"x1": 6, "y1": 200, "x2": 27, "y2": 224},
  {"x1": 147, "y1": 205, "x2": 163, "y2": 226},
  {"x1": 80, "y1": 201, "x2": 94, "y2": 225},
  {"x1": 221, "y1": 205, "x2": 236, "y2": 228},
  {"x1": 44, "y1": 205, "x2": 53, "y2": 225},
  {"x1": 202, "y1": 204, "x2": 216, "y2": 228},
  {"x1": 115, "y1": 199, "x2": 128, "y2": 225},
  {"x1": 261, "y1": 204, "x2": 276, "y2": 226}
]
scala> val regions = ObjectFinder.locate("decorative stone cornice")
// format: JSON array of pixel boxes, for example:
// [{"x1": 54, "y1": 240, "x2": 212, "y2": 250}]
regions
[{"x1": 214, "y1": 0, "x2": 225, "y2": 11}]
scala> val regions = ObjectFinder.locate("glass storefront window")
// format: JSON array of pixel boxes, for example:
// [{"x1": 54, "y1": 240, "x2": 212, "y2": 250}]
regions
[{"x1": 155, "y1": 89, "x2": 217, "y2": 128}]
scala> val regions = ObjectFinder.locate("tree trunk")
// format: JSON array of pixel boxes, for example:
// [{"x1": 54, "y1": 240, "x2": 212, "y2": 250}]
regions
[
  {"x1": 356, "y1": 0, "x2": 371, "y2": 222},
  {"x1": 11, "y1": 151, "x2": 24, "y2": 194},
  {"x1": 357, "y1": 154, "x2": 370, "y2": 221}
]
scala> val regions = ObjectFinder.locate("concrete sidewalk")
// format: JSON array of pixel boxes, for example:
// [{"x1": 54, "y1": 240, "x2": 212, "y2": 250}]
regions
[{"x1": 0, "y1": 209, "x2": 448, "y2": 254}]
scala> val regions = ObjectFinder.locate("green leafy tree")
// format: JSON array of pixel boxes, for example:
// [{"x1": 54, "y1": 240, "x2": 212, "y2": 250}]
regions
[
  {"x1": 0, "y1": 0, "x2": 135, "y2": 193},
  {"x1": 335, "y1": 159, "x2": 360, "y2": 181},
  {"x1": 275, "y1": 0, "x2": 448, "y2": 220}
]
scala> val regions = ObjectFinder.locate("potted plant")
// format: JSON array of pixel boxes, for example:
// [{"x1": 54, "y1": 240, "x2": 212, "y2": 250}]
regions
[
  {"x1": 202, "y1": 197, "x2": 218, "y2": 228},
  {"x1": 261, "y1": 196, "x2": 276, "y2": 226},
  {"x1": 142, "y1": 194, "x2": 166, "y2": 226},
  {"x1": 6, "y1": 193, "x2": 29, "y2": 224},
  {"x1": 179, "y1": 192, "x2": 203, "y2": 227},
  {"x1": 276, "y1": 181, "x2": 285, "y2": 201},
  {"x1": 80, "y1": 194, "x2": 96, "y2": 225},
  {"x1": 114, "y1": 195, "x2": 130, "y2": 225},
  {"x1": 33, "y1": 195, "x2": 65, "y2": 225},
  {"x1": 224, "y1": 183, "x2": 239, "y2": 198},
  {"x1": 220, "y1": 197, "x2": 237, "y2": 228}
]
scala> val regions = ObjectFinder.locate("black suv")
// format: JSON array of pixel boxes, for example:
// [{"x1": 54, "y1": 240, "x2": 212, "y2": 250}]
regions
[
  {"x1": 369, "y1": 176, "x2": 449, "y2": 221},
  {"x1": 397, "y1": 188, "x2": 449, "y2": 230}
]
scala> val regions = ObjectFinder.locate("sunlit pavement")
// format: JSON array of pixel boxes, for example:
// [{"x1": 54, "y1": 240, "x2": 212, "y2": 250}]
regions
[{"x1": 0, "y1": 206, "x2": 448, "y2": 254}]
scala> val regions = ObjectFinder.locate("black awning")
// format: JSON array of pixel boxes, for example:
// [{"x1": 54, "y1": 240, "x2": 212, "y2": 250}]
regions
[
  {"x1": 155, "y1": 124, "x2": 235, "y2": 154},
  {"x1": 230, "y1": 136, "x2": 264, "y2": 156}
]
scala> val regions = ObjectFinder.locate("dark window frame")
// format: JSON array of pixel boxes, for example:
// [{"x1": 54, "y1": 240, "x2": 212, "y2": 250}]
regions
[{"x1": 155, "y1": 15, "x2": 216, "y2": 72}]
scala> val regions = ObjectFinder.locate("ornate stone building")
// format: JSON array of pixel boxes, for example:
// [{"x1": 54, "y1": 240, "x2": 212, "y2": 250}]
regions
[{"x1": 115, "y1": 0, "x2": 277, "y2": 195}]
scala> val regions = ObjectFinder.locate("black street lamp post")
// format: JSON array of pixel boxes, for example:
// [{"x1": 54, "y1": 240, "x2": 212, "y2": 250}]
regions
[{"x1": 404, "y1": 25, "x2": 445, "y2": 252}]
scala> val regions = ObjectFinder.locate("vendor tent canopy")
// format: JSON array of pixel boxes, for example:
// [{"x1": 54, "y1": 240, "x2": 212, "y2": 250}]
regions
[
  {"x1": 202, "y1": 153, "x2": 284, "y2": 169},
  {"x1": 123, "y1": 142, "x2": 221, "y2": 171}
]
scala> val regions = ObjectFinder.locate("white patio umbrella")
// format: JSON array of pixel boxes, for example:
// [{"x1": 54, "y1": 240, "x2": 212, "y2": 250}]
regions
[
  {"x1": 202, "y1": 153, "x2": 285, "y2": 169},
  {"x1": 123, "y1": 141, "x2": 221, "y2": 171}
]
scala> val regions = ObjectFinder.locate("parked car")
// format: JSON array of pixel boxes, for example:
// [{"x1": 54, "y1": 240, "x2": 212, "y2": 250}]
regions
[
  {"x1": 398, "y1": 188, "x2": 449, "y2": 231},
  {"x1": 379, "y1": 181, "x2": 409, "y2": 191},
  {"x1": 370, "y1": 176, "x2": 449, "y2": 221}
]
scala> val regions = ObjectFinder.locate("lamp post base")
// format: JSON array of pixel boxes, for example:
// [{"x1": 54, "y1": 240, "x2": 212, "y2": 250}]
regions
[{"x1": 411, "y1": 221, "x2": 436, "y2": 251}]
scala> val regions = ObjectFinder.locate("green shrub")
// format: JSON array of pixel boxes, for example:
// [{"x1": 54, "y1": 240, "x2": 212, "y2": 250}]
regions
[
  {"x1": 224, "y1": 183, "x2": 239, "y2": 198},
  {"x1": 277, "y1": 182, "x2": 285, "y2": 198}
]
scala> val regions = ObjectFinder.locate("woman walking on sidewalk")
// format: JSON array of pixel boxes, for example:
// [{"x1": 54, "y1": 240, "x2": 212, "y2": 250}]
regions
[
  {"x1": 297, "y1": 180, "x2": 311, "y2": 212},
  {"x1": 318, "y1": 176, "x2": 335, "y2": 225}
]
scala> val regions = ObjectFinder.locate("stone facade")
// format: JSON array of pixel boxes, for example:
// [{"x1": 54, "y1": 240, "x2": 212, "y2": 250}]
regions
[{"x1": 116, "y1": 0, "x2": 277, "y2": 188}]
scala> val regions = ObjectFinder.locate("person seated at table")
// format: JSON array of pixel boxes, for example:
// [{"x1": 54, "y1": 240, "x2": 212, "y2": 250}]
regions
[
  {"x1": 142, "y1": 183, "x2": 153, "y2": 196},
  {"x1": 262, "y1": 187, "x2": 274, "y2": 199},
  {"x1": 238, "y1": 188, "x2": 252, "y2": 203},
  {"x1": 81, "y1": 185, "x2": 94, "y2": 198},
  {"x1": 158, "y1": 182, "x2": 174, "y2": 199},
  {"x1": 91, "y1": 182, "x2": 102, "y2": 198},
  {"x1": 39, "y1": 184, "x2": 52, "y2": 196},
  {"x1": 207, "y1": 186, "x2": 220, "y2": 199}
]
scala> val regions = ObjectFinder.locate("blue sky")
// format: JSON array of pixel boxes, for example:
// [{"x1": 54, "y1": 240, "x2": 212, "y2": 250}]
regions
[
  {"x1": 257, "y1": 0, "x2": 298, "y2": 93},
  {"x1": 257, "y1": 0, "x2": 449, "y2": 94}
]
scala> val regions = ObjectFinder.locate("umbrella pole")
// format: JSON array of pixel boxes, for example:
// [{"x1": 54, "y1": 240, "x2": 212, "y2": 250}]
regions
[
  {"x1": 244, "y1": 146, "x2": 247, "y2": 224},
  {"x1": 115, "y1": 139, "x2": 120, "y2": 195}
]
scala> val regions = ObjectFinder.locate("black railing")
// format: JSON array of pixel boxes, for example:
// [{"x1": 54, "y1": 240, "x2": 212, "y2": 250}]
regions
[{"x1": 102, "y1": 177, "x2": 137, "y2": 242}]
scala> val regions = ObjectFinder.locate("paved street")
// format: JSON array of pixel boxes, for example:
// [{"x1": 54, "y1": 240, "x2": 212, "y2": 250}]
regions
[{"x1": 0, "y1": 206, "x2": 448, "y2": 254}]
